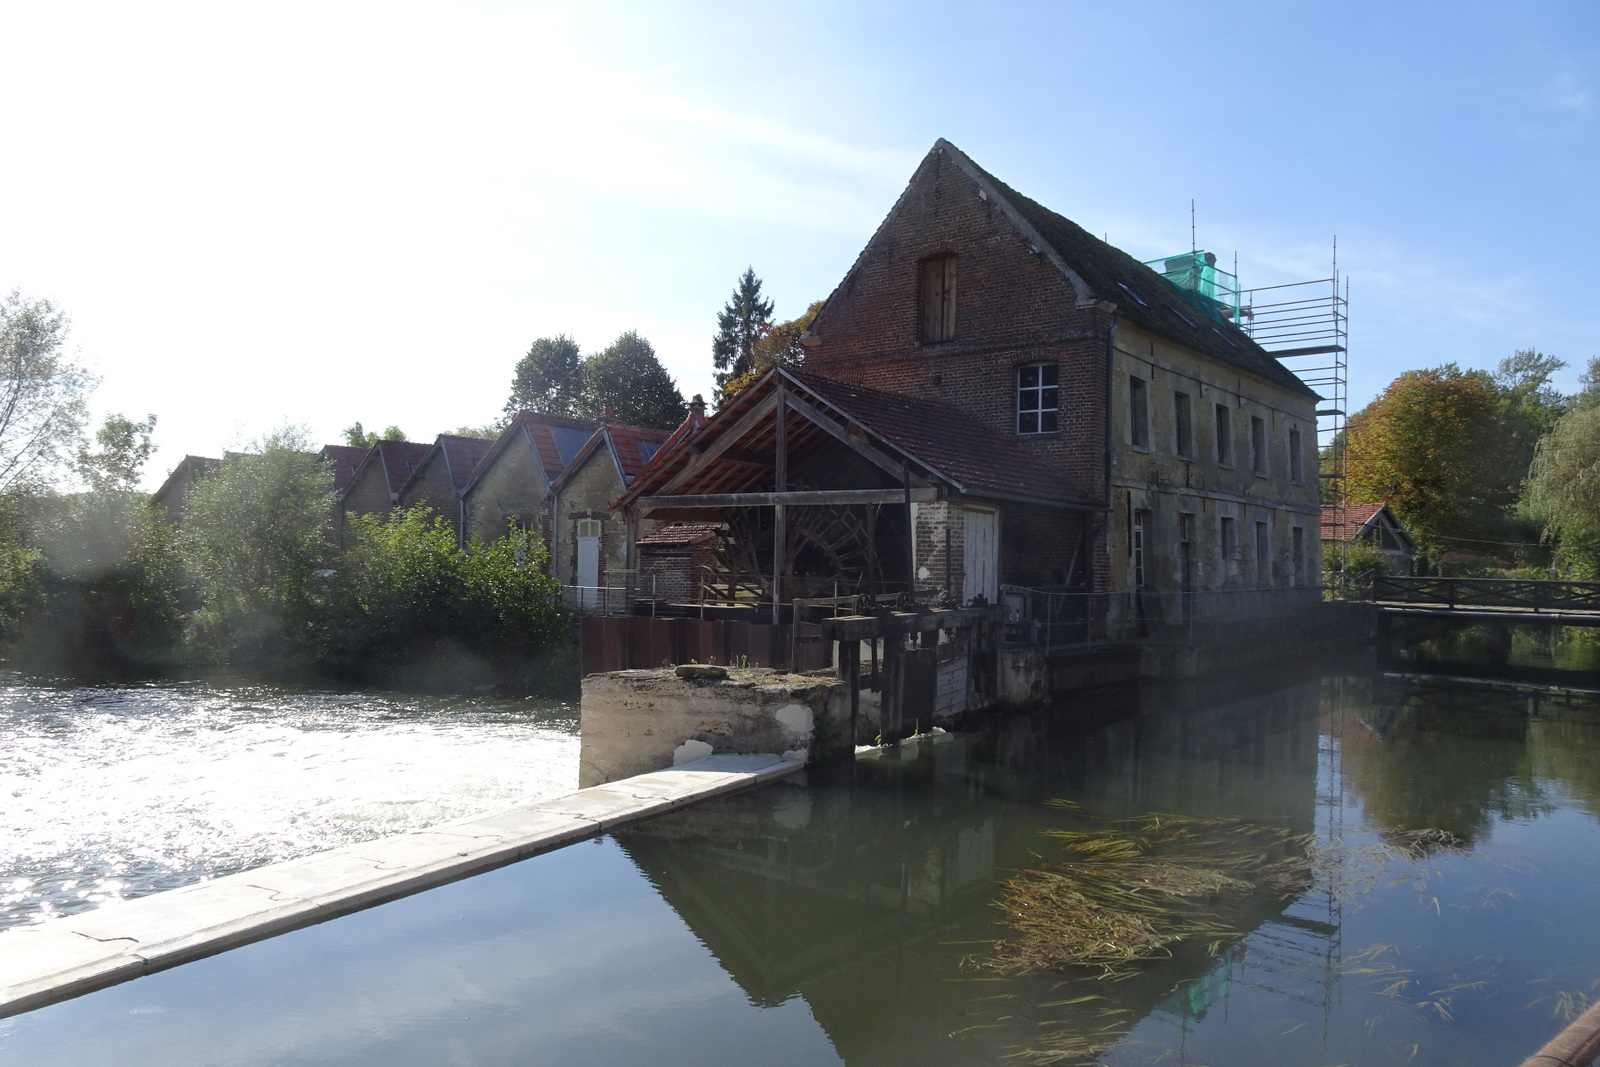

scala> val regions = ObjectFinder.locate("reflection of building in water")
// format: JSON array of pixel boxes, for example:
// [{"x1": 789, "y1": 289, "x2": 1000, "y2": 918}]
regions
[{"x1": 619, "y1": 681, "x2": 1330, "y2": 1064}]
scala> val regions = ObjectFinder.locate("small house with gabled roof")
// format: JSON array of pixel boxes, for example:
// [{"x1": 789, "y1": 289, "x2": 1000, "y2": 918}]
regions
[
  {"x1": 396, "y1": 434, "x2": 496, "y2": 545},
  {"x1": 320, "y1": 445, "x2": 368, "y2": 496},
  {"x1": 151, "y1": 455, "x2": 220, "y2": 523},
  {"x1": 547, "y1": 420, "x2": 672, "y2": 593},
  {"x1": 460, "y1": 411, "x2": 601, "y2": 550},
  {"x1": 1322, "y1": 502, "x2": 1414, "y2": 575},
  {"x1": 336, "y1": 439, "x2": 433, "y2": 546}
]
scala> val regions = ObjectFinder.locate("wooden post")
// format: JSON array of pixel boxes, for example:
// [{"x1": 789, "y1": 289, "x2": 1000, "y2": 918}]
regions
[
  {"x1": 773, "y1": 381, "x2": 788, "y2": 626},
  {"x1": 904, "y1": 461, "x2": 915, "y2": 603},
  {"x1": 842, "y1": 638, "x2": 861, "y2": 747}
]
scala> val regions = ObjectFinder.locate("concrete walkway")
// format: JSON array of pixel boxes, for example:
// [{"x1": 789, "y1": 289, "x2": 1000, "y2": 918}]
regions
[{"x1": 0, "y1": 753, "x2": 803, "y2": 1019}]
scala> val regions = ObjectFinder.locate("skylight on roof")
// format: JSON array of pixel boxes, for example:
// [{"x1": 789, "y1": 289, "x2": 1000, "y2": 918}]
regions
[
  {"x1": 636, "y1": 440, "x2": 661, "y2": 464},
  {"x1": 1116, "y1": 282, "x2": 1148, "y2": 308},
  {"x1": 550, "y1": 426, "x2": 592, "y2": 467}
]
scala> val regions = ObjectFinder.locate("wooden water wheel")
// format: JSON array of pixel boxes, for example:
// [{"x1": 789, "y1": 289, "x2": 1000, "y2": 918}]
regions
[{"x1": 700, "y1": 502, "x2": 889, "y2": 603}]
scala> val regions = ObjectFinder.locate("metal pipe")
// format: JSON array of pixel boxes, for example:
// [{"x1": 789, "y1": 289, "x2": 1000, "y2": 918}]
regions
[{"x1": 1518, "y1": 996, "x2": 1600, "y2": 1067}]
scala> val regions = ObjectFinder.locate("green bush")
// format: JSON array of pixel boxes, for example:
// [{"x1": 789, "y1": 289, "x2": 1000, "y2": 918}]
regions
[{"x1": 316, "y1": 509, "x2": 569, "y2": 691}]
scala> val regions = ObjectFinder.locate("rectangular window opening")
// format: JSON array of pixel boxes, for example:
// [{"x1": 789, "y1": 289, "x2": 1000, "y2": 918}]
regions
[
  {"x1": 1174, "y1": 391, "x2": 1192, "y2": 457},
  {"x1": 1129, "y1": 376, "x2": 1149, "y2": 448},
  {"x1": 1292, "y1": 526, "x2": 1306, "y2": 586},
  {"x1": 1017, "y1": 363, "x2": 1059, "y2": 434},
  {"x1": 1215, "y1": 404, "x2": 1232, "y2": 466},
  {"x1": 1255, "y1": 520, "x2": 1270, "y2": 586},
  {"x1": 1251, "y1": 415, "x2": 1267, "y2": 475},
  {"x1": 920, "y1": 254, "x2": 957, "y2": 343},
  {"x1": 1289, "y1": 426, "x2": 1304, "y2": 483}
]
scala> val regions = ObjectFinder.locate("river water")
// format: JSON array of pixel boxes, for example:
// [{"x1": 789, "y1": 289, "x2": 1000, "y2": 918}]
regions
[
  {"x1": 0, "y1": 674, "x2": 580, "y2": 929},
  {"x1": 3, "y1": 661, "x2": 1599, "y2": 1066}
]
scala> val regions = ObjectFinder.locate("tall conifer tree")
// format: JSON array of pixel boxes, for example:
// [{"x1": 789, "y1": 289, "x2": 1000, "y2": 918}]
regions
[{"x1": 711, "y1": 268, "x2": 774, "y2": 399}]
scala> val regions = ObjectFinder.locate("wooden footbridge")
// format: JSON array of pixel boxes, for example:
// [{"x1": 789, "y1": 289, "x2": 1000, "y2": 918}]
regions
[{"x1": 1372, "y1": 576, "x2": 1600, "y2": 626}]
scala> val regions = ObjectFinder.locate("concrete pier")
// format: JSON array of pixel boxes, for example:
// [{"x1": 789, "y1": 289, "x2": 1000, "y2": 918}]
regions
[{"x1": 0, "y1": 753, "x2": 802, "y2": 1019}]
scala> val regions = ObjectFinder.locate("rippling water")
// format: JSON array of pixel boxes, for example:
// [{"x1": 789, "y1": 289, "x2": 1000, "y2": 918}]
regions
[{"x1": 0, "y1": 675, "x2": 580, "y2": 929}]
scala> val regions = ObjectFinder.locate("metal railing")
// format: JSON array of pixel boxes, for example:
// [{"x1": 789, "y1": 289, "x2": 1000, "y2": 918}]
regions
[
  {"x1": 1002, "y1": 584, "x2": 1324, "y2": 652},
  {"x1": 1372, "y1": 576, "x2": 1600, "y2": 613}
]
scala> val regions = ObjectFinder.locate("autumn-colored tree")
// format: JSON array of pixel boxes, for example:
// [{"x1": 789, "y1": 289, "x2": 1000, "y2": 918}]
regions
[
  {"x1": 1344, "y1": 367, "x2": 1514, "y2": 555},
  {"x1": 719, "y1": 300, "x2": 823, "y2": 401}
]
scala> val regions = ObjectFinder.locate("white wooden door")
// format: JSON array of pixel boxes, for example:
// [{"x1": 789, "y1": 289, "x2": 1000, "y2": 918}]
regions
[
  {"x1": 963, "y1": 508, "x2": 998, "y2": 605},
  {"x1": 576, "y1": 520, "x2": 601, "y2": 611}
]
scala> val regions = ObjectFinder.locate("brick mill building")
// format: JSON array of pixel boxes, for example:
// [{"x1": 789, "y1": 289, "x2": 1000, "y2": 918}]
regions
[{"x1": 617, "y1": 139, "x2": 1322, "y2": 645}]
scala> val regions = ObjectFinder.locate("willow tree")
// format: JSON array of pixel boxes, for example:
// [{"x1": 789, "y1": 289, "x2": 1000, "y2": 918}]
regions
[{"x1": 1526, "y1": 381, "x2": 1600, "y2": 576}]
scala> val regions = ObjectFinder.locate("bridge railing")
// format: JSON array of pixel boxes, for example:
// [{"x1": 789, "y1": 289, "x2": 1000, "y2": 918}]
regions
[{"x1": 1372, "y1": 576, "x2": 1600, "y2": 612}]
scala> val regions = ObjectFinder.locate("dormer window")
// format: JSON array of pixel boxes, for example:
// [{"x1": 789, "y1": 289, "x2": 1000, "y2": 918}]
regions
[
  {"x1": 919, "y1": 254, "x2": 956, "y2": 343},
  {"x1": 1017, "y1": 363, "x2": 1058, "y2": 434}
]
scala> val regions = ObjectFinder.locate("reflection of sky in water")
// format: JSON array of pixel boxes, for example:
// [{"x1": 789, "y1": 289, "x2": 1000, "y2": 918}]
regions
[
  {"x1": 0, "y1": 678, "x2": 578, "y2": 928},
  {"x1": 2, "y1": 673, "x2": 1599, "y2": 1066}
]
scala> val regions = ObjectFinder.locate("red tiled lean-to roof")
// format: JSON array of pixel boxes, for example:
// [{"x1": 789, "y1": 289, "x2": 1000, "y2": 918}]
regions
[{"x1": 636, "y1": 523, "x2": 723, "y2": 546}]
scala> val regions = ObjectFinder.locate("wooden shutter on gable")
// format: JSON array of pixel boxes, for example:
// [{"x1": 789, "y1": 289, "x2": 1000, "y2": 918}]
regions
[{"x1": 920, "y1": 254, "x2": 956, "y2": 343}]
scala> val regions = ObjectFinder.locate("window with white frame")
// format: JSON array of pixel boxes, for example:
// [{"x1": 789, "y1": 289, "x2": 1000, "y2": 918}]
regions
[{"x1": 1017, "y1": 363, "x2": 1059, "y2": 434}]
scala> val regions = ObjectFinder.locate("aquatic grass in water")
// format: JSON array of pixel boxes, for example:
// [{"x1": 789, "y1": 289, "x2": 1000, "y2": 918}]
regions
[{"x1": 976, "y1": 810, "x2": 1316, "y2": 980}]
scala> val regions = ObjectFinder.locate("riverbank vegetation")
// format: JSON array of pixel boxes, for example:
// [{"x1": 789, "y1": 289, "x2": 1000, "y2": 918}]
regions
[
  {"x1": 1340, "y1": 351, "x2": 1600, "y2": 579},
  {"x1": 0, "y1": 431, "x2": 573, "y2": 693}
]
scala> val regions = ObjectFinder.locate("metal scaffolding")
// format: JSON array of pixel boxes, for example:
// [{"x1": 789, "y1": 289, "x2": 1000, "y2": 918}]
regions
[{"x1": 1240, "y1": 247, "x2": 1350, "y2": 576}]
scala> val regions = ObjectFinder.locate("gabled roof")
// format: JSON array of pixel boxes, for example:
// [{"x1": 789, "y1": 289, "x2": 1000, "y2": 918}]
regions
[
  {"x1": 617, "y1": 367, "x2": 1102, "y2": 511},
  {"x1": 552, "y1": 422, "x2": 674, "y2": 496},
  {"x1": 150, "y1": 455, "x2": 219, "y2": 506},
  {"x1": 400, "y1": 434, "x2": 496, "y2": 501},
  {"x1": 463, "y1": 411, "x2": 602, "y2": 497},
  {"x1": 1321, "y1": 502, "x2": 1413, "y2": 548},
  {"x1": 341, "y1": 439, "x2": 432, "y2": 504},
  {"x1": 320, "y1": 445, "x2": 369, "y2": 493},
  {"x1": 819, "y1": 139, "x2": 1316, "y2": 399}
]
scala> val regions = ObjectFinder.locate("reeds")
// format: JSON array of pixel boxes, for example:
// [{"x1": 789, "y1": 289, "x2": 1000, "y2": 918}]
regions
[{"x1": 976, "y1": 810, "x2": 1315, "y2": 979}]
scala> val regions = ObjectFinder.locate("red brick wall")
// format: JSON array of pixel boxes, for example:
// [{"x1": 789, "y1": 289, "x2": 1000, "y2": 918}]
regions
[{"x1": 804, "y1": 147, "x2": 1110, "y2": 504}]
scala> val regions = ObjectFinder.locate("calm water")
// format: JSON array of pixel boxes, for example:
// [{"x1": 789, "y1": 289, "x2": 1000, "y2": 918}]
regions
[
  {"x1": 3, "y1": 665, "x2": 1599, "y2": 1066},
  {"x1": 0, "y1": 675, "x2": 579, "y2": 929}
]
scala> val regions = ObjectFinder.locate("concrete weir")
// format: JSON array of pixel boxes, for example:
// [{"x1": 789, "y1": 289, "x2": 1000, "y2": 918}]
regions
[{"x1": 0, "y1": 753, "x2": 801, "y2": 1019}]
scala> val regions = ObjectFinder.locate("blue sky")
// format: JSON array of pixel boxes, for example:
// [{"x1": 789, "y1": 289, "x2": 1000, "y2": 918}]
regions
[{"x1": 2, "y1": 0, "x2": 1595, "y2": 486}]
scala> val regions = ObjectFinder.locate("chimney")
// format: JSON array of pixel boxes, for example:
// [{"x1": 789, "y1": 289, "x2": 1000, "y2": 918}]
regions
[
  {"x1": 689, "y1": 394, "x2": 706, "y2": 423},
  {"x1": 602, "y1": 408, "x2": 616, "y2": 422}
]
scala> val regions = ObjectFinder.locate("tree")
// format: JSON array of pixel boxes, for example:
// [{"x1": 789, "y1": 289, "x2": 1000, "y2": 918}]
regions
[
  {"x1": 711, "y1": 268, "x2": 774, "y2": 397},
  {"x1": 0, "y1": 291, "x2": 95, "y2": 494},
  {"x1": 179, "y1": 427, "x2": 334, "y2": 663},
  {"x1": 721, "y1": 300, "x2": 823, "y2": 400},
  {"x1": 76, "y1": 413, "x2": 156, "y2": 493},
  {"x1": 1344, "y1": 367, "x2": 1512, "y2": 556},
  {"x1": 342, "y1": 422, "x2": 406, "y2": 448},
  {"x1": 576, "y1": 331, "x2": 687, "y2": 430},
  {"x1": 504, "y1": 335, "x2": 583, "y2": 419},
  {"x1": 1526, "y1": 392, "x2": 1600, "y2": 576}
]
